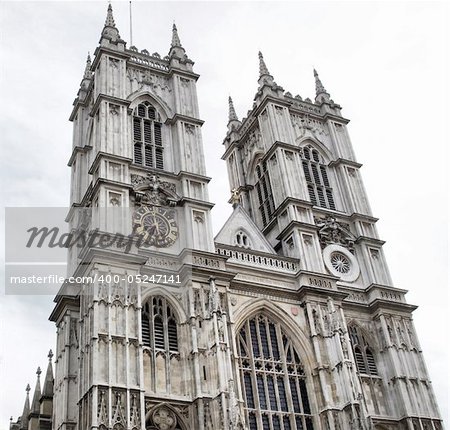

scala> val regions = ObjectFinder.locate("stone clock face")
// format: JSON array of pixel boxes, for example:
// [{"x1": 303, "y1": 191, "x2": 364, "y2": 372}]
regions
[{"x1": 133, "y1": 206, "x2": 179, "y2": 248}]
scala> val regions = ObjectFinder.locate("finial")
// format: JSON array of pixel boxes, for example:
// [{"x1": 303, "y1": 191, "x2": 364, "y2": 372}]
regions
[
  {"x1": 26, "y1": 384, "x2": 31, "y2": 393},
  {"x1": 171, "y1": 22, "x2": 182, "y2": 47},
  {"x1": 105, "y1": 3, "x2": 116, "y2": 28},
  {"x1": 36, "y1": 367, "x2": 42, "y2": 377},
  {"x1": 48, "y1": 349, "x2": 53, "y2": 361},
  {"x1": 258, "y1": 51, "x2": 270, "y2": 77},
  {"x1": 314, "y1": 68, "x2": 327, "y2": 95},
  {"x1": 228, "y1": 96, "x2": 238, "y2": 122}
]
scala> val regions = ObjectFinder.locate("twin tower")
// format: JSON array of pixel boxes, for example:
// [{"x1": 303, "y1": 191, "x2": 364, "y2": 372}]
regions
[{"x1": 11, "y1": 5, "x2": 442, "y2": 430}]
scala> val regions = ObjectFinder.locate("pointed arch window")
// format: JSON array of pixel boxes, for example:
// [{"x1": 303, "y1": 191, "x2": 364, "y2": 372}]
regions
[
  {"x1": 255, "y1": 160, "x2": 275, "y2": 227},
  {"x1": 237, "y1": 314, "x2": 314, "y2": 430},
  {"x1": 301, "y1": 146, "x2": 335, "y2": 210},
  {"x1": 141, "y1": 296, "x2": 178, "y2": 353},
  {"x1": 348, "y1": 324, "x2": 378, "y2": 376},
  {"x1": 133, "y1": 101, "x2": 164, "y2": 169}
]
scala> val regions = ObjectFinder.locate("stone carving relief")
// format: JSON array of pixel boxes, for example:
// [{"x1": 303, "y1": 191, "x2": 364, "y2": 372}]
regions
[
  {"x1": 405, "y1": 320, "x2": 417, "y2": 348},
  {"x1": 69, "y1": 318, "x2": 79, "y2": 347},
  {"x1": 111, "y1": 280, "x2": 125, "y2": 304},
  {"x1": 180, "y1": 77, "x2": 190, "y2": 87},
  {"x1": 243, "y1": 128, "x2": 263, "y2": 162},
  {"x1": 129, "y1": 393, "x2": 141, "y2": 429},
  {"x1": 203, "y1": 400, "x2": 212, "y2": 430},
  {"x1": 151, "y1": 406, "x2": 177, "y2": 430},
  {"x1": 127, "y1": 68, "x2": 171, "y2": 93},
  {"x1": 184, "y1": 123, "x2": 195, "y2": 135},
  {"x1": 291, "y1": 113, "x2": 330, "y2": 145},
  {"x1": 110, "y1": 58, "x2": 120, "y2": 69},
  {"x1": 97, "y1": 388, "x2": 108, "y2": 426},
  {"x1": 132, "y1": 174, "x2": 180, "y2": 207},
  {"x1": 111, "y1": 390, "x2": 127, "y2": 428},
  {"x1": 339, "y1": 331, "x2": 350, "y2": 359},
  {"x1": 228, "y1": 379, "x2": 245, "y2": 429},
  {"x1": 207, "y1": 279, "x2": 220, "y2": 316},
  {"x1": 315, "y1": 216, "x2": 356, "y2": 251},
  {"x1": 127, "y1": 281, "x2": 138, "y2": 306}
]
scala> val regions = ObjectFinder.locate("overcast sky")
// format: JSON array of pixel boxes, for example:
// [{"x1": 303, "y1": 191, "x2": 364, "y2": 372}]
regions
[{"x1": 0, "y1": 1, "x2": 448, "y2": 428}]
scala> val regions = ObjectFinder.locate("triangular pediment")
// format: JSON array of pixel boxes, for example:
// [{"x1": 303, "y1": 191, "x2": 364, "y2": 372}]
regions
[{"x1": 214, "y1": 205, "x2": 276, "y2": 254}]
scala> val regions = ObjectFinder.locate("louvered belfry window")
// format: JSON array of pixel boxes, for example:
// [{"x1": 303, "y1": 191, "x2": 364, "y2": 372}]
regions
[
  {"x1": 133, "y1": 101, "x2": 164, "y2": 169},
  {"x1": 301, "y1": 146, "x2": 335, "y2": 210},
  {"x1": 142, "y1": 296, "x2": 178, "y2": 353},
  {"x1": 237, "y1": 314, "x2": 315, "y2": 430},
  {"x1": 255, "y1": 161, "x2": 275, "y2": 227},
  {"x1": 348, "y1": 324, "x2": 378, "y2": 376}
]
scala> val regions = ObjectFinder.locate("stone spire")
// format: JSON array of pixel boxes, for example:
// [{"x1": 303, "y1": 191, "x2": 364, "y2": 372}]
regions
[
  {"x1": 100, "y1": 3, "x2": 121, "y2": 43},
  {"x1": 78, "y1": 53, "x2": 93, "y2": 99},
  {"x1": 42, "y1": 350, "x2": 54, "y2": 398},
  {"x1": 30, "y1": 367, "x2": 42, "y2": 414},
  {"x1": 258, "y1": 51, "x2": 272, "y2": 79},
  {"x1": 228, "y1": 96, "x2": 238, "y2": 122},
  {"x1": 104, "y1": 3, "x2": 116, "y2": 28},
  {"x1": 168, "y1": 22, "x2": 192, "y2": 69},
  {"x1": 171, "y1": 23, "x2": 182, "y2": 48},
  {"x1": 227, "y1": 96, "x2": 241, "y2": 132},
  {"x1": 83, "y1": 53, "x2": 92, "y2": 80},
  {"x1": 19, "y1": 384, "x2": 31, "y2": 430},
  {"x1": 314, "y1": 68, "x2": 331, "y2": 103},
  {"x1": 255, "y1": 51, "x2": 283, "y2": 99},
  {"x1": 169, "y1": 22, "x2": 187, "y2": 60}
]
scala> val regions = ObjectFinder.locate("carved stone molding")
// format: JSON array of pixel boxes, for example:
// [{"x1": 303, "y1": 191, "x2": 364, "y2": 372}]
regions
[{"x1": 131, "y1": 173, "x2": 180, "y2": 207}]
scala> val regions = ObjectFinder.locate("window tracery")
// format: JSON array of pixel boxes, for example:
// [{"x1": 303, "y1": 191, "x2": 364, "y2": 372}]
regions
[
  {"x1": 301, "y1": 146, "x2": 335, "y2": 210},
  {"x1": 348, "y1": 324, "x2": 378, "y2": 376},
  {"x1": 255, "y1": 160, "x2": 275, "y2": 227},
  {"x1": 237, "y1": 314, "x2": 314, "y2": 430},
  {"x1": 133, "y1": 101, "x2": 164, "y2": 169},
  {"x1": 142, "y1": 296, "x2": 178, "y2": 353}
]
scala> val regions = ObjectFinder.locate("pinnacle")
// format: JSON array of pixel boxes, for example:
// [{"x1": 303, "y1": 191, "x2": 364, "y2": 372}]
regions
[
  {"x1": 314, "y1": 68, "x2": 327, "y2": 95},
  {"x1": 43, "y1": 353, "x2": 54, "y2": 397},
  {"x1": 20, "y1": 384, "x2": 31, "y2": 429},
  {"x1": 31, "y1": 368, "x2": 42, "y2": 413},
  {"x1": 83, "y1": 53, "x2": 92, "y2": 79},
  {"x1": 105, "y1": 3, "x2": 116, "y2": 28},
  {"x1": 228, "y1": 96, "x2": 239, "y2": 122},
  {"x1": 258, "y1": 51, "x2": 270, "y2": 77},
  {"x1": 171, "y1": 22, "x2": 182, "y2": 48}
]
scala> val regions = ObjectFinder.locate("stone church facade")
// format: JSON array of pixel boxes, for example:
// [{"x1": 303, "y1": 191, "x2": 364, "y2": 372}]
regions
[{"x1": 10, "y1": 5, "x2": 443, "y2": 430}]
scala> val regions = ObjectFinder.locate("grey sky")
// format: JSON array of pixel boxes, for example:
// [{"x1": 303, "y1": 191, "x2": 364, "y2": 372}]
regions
[{"x1": 0, "y1": 1, "x2": 448, "y2": 428}]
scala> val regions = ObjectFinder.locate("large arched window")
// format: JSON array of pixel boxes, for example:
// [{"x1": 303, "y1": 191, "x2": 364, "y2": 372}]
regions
[
  {"x1": 348, "y1": 324, "x2": 378, "y2": 376},
  {"x1": 237, "y1": 314, "x2": 314, "y2": 430},
  {"x1": 301, "y1": 146, "x2": 335, "y2": 210},
  {"x1": 133, "y1": 101, "x2": 164, "y2": 169},
  {"x1": 142, "y1": 296, "x2": 178, "y2": 353},
  {"x1": 255, "y1": 160, "x2": 275, "y2": 227}
]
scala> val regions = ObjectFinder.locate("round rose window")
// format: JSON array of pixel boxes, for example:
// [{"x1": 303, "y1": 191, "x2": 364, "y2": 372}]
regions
[
  {"x1": 330, "y1": 252, "x2": 351, "y2": 274},
  {"x1": 323, "y1": 244, "x2": 360, "y2": 282}
]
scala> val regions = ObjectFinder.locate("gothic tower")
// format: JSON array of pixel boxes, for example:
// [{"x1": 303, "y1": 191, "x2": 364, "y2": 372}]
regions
[
  {"x1": 10, "y1": 5, "x2": 443, "y2": 430},
  {"x1": 49, "y1": 6, "x2": 227, "y2": 430},
  {"x1": 218, "y1": 52, "x2": 443, "y2": 429}
]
